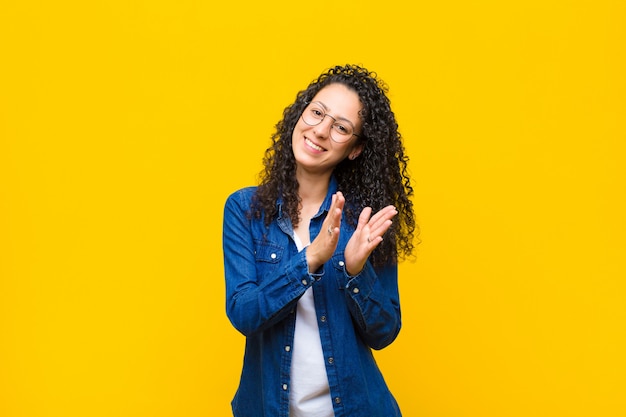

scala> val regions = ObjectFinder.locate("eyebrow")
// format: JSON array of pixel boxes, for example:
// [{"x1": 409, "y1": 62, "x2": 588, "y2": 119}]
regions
[{"x1": 310, "y1": 101, "x2": 357, "y2": 127}]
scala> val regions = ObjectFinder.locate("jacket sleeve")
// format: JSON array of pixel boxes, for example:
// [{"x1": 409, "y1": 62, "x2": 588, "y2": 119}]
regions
[
  {"x1": 222, "y1": 190, "x2": 316, "y2": 336},
  {"x1": 340, "y1": 260, "x2": 401, "y2": 350}
]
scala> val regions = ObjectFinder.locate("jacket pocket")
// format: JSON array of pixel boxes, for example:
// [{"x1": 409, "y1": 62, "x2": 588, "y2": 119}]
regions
[{"x1": 254, "y1": 239, "x2": 284, "y2": 276}]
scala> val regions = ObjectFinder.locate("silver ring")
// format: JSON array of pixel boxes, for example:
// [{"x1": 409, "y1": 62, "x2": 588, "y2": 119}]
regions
[{"x1": 327, "y1": 226, "x2": 333, "y2": 235}]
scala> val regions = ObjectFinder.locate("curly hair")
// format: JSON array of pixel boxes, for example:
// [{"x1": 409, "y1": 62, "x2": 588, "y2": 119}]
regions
[{"x1": 251, "y1": 64, "x2": 417, "y2": 267}]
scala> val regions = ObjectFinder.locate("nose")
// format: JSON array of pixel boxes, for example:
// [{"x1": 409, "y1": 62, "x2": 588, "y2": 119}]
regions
[{"x1": 312, "y1": 114, "x2": 336, "y2": 138}]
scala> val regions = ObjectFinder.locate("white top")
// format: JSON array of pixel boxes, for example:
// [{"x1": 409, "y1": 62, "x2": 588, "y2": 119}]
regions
[{"x1": 289, "y1": 233, "x2": 334, "y2": 417}]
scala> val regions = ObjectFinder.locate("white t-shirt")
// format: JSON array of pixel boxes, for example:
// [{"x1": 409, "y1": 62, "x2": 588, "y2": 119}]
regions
[{"x1": 289, "y1": 233, "x2": 334, "y2": 417}]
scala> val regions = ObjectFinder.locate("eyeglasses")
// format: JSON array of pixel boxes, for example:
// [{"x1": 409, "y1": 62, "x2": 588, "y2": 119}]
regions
[{"x1": 301, "y1": 102, "x2": 360, "y2": 143}]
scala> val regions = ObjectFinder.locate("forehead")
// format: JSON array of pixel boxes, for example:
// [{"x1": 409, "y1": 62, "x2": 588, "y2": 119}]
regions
[{"x1": 311, "y1": 83, "x2": 362, "y2": 120}]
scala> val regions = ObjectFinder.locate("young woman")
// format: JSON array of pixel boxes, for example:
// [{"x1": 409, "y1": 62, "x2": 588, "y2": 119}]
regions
[{"x1": 223, "y1": 64, "x2": 416, "y2": 417}]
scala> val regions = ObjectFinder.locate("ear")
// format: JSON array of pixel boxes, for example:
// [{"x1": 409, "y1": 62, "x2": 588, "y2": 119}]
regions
[{"x1": 349, "y1": 143, "x2": 364, "y2": 160}]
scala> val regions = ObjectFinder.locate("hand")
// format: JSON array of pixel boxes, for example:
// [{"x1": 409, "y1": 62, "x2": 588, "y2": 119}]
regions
[
  {"x1": 344, "y1": 205, "x2": 398, "y2": 275},
  {"x1": 306, "y1": 191, "x2": 345, "y2": 272}
]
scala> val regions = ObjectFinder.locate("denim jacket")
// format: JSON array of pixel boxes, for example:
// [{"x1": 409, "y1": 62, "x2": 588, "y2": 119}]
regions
[{"x1": 223, "y1": 177, "x2": 402, "y2": 417}]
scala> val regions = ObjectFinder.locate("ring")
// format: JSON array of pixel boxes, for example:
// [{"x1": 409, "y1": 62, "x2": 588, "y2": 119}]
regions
[{"x1": 327, "y1": 226, "x2": 333, "y2": 235}]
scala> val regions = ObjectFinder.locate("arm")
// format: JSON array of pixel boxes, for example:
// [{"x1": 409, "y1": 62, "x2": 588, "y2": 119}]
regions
[
  {"x1": 341, "y1": 204, "x2": 402, "y2": 349},
  {"x1": 222, "y1": 190, "x2": 314, "y2": 336},
  {"x1": 341, "y1": 261, "x2": 401, "y2": 350}
]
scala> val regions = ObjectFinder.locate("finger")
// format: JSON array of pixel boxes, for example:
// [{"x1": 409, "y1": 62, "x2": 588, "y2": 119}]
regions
[
  {"x1": 333, "y1": 193, "x2": 345, "y2": 222},
  {"x1": 328, "y1": 193, "x2": 338, "y2": 213},
  {"x1": 334, "y1": 192, "x2": 345, "y2": 214},
  {"x1": 356, "y1": 206, "x2": 373, "y2": 231},
  {"x1": 368, "y1": 205, "x2": 397, "y2": 224},
  {"x1": 369, "y1": 217, "x2": 395, "y2": 237},
  {"x1": 369, "y1": 219, "x2": 394, "y2": 239},
  {"x1": 368, "y1": 206, "x2": 397, "y2": 230},
  {"x1": 366, "y1": 208, "x2": 397, "y2": 244},
  {"x1": 326, "y1": 192, "x2": 345, "y2": 235},
  {"x1": 362, "y1": 224, "x2": 383, "y2": 247}
]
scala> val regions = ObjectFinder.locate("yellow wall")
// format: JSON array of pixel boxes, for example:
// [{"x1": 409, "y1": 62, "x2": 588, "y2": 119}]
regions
[{"x1": 1, "y1": 1, "x2": 624, "y2": 416}]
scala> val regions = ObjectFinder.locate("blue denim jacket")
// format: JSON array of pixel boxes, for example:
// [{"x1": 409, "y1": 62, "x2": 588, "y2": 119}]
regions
[{"x1": 223, "y1": 178, "x2": 402, "y2": 417}]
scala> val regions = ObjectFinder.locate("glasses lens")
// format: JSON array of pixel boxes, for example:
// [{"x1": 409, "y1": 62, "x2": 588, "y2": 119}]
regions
[
  {"x1": 301, "y1": 103, "x2": 356, "y2": 143},
  {"x1": 302, "y1": 104, "x2": 324, "y2": 126},
  {"x1": 330, "y1": 123, "x2": 354, "y2": 143}
]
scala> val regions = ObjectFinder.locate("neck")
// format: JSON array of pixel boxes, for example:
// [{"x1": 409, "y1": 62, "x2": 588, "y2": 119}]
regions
[{"x1": 296, "y1": 169, "x2": 331, "y2": 205}]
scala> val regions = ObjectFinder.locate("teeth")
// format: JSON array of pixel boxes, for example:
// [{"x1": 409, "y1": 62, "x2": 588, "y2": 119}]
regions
[{"x1": 305, "y1": 138, "x2": 324, "y2": 151}]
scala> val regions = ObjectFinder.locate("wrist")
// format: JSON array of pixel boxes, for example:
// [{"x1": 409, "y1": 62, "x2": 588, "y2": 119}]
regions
[
  {"x1": 305, "y1": 247, "x2": 323, "y2": 272},
  {"x1": 345, "y1": 261, "x2": 364, "y2": 277}
]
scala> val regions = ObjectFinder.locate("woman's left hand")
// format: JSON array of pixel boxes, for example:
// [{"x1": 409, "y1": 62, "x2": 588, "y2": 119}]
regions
[{"x1": 344, "y1": 205, "x2": 398, "y2": 275}]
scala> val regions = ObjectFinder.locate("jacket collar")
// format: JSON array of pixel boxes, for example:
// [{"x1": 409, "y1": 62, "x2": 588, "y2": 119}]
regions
[{"x1": 276, "y1": 175, "x2": 338, "y2": 219}]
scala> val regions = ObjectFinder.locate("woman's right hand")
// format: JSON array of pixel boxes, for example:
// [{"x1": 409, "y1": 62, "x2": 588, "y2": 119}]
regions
[{"x1": 305, "y1": 191, "x2": 345, "y2": 272}]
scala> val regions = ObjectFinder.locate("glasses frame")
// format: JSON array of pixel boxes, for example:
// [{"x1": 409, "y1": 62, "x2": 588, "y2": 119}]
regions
[{"x1": 301, "y1": 101, "x2": 361, "y2": 143}]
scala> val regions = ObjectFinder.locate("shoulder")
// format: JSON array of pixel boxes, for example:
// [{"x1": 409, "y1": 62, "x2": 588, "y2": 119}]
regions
[
  {"x1": 226, "y1": 186, "x2": 257, "y2": 201},
  {"x1": 224, "y1": 186, "x2": 257, "y2": 211}
]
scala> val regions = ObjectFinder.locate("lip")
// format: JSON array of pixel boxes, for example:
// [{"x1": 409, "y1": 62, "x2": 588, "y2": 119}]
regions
[{"x1": 304, "y1": 136, "x2": 327, "y2": 153}]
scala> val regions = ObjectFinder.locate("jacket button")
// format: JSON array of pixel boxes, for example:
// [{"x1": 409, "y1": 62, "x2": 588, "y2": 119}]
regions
[
  {"x1": 282, "y1": 384, "x2": 288, "y2": 391},
  {"x1": 328, "y1": 357, "x2": 334, "y2": 364},
  {"x1": 285, "y1": 345, "x2": 291, "y2": 352},
  {"x1": 320, "y1": 315, "x2": 326, "y2": 322},
  {"x1": 338, "y1": 261, "x2": 345, "y2": 267},
  {"x1": 334, "y1": 397, "x2": 341, "y2": 404},
  {"x1": 301, "y1": 279, "x2": 308, "y2": 286},
  {"x1": 271, "y1": 253, "x2": 277, "y2": 259},
  {"x1": 352, "y1": 287, "x2": 360, "y2": 294}
]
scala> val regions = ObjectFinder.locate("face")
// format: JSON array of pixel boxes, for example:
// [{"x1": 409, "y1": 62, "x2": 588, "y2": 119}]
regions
[{"x1": 291, "y1": 83, "x2": 364, "y2": 176}]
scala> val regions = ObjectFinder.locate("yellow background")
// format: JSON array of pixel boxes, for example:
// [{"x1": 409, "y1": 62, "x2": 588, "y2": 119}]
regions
[{"x1": 1, "y1": 1, "x2": 625, "y2": 416}]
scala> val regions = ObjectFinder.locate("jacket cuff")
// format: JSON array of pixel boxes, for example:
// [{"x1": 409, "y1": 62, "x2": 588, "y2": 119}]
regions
[
  {"x1": 343, "y1": 260, "x2": 375, "y2": 299},
  {"x1": 286, "y1": 249, "x2": 324, "y2": 290}
]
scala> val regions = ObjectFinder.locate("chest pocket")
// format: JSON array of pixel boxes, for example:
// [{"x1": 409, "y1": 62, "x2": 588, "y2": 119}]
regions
[{"x1": 254, "y1": 240, "x2": 284, "y2": 276}]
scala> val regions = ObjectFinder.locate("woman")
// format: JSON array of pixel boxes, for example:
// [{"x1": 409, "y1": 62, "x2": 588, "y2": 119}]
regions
[{"x1": 223, "y1": 64, "x2": 416, "y2": 417}]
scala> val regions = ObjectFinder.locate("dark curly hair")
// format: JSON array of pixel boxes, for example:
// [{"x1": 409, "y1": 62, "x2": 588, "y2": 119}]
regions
[{"x1": 251, "y1": 64, "x2": 417, "y2": 267}]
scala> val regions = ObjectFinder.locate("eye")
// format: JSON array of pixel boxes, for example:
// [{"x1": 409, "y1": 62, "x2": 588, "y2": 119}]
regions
[
  {"x1": 306, "y1": 104, "x2": 325, "y2": 119},
  {"x1": 333, "y1": 123, "x2": 351, "y2": 135}
]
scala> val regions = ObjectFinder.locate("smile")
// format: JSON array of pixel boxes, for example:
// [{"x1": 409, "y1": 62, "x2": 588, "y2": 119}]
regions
[{"x1": 305, "y1": 137, "x2": 326, "y2": 152}]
